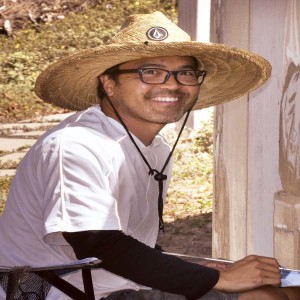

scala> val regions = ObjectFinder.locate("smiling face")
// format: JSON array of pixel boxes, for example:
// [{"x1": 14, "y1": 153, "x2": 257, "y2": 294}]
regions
[{"x1": 99, "y1": 56, "x2": 201, "y2": 137}]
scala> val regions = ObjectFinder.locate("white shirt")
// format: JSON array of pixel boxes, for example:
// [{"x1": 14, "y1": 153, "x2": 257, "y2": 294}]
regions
[{"x1": 0, "y1": 105, "x2": 172, "y2": 299}]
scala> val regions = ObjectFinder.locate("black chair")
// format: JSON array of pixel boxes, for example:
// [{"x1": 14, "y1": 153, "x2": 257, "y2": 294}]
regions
[{"x1": 0, "y1": 257, "x2": 102, "y2": 300}]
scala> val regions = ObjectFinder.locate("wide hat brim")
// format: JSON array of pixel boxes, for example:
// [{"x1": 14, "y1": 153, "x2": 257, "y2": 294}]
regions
[{"x1": 35, "y1": 13, "x2": 271, "y2": 111}]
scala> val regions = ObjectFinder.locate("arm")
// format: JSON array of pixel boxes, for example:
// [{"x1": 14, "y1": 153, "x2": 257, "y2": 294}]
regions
[{"x1": 63, "y1": 230, "x2": 219, "y2": 300}]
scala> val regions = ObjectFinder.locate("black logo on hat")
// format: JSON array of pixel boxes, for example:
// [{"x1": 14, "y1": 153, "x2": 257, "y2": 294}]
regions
[{"x1": 146, "y1": 27, "x2": 168, "y2": 41}]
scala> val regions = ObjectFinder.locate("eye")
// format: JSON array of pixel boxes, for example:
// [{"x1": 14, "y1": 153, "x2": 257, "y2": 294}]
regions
[
  {"x1": 179, "y1": 70, "x2": 196, "y2": 77},
  {"x1": 142, "y1": 68, "x2": 163, "y2": 76}
]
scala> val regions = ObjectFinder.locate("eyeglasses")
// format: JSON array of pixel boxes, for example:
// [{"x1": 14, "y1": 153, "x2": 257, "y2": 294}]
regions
[{"x1": 112, "y1": 68, "x2": 207, "y2": 86}]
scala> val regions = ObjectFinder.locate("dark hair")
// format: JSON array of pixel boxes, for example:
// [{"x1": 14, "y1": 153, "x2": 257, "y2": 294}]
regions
[{"x1": 191, "y1": 56, "x2": 199, "y2": 69}]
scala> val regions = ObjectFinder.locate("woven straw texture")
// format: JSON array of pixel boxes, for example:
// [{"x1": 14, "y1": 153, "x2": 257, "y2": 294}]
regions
[{"x1": 35, "y1": 11, "x2": 271, "y2": 111}]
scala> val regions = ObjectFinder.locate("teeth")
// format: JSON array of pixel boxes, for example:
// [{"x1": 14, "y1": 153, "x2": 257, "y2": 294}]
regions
[{"x1": 152, "y1": 97, "x2": 178, "y2": 102}]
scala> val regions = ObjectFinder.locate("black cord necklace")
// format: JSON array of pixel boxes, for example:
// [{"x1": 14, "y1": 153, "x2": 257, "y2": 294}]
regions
[{"x1": 105, "y1": 96, "x2": 192, "y2": 232}]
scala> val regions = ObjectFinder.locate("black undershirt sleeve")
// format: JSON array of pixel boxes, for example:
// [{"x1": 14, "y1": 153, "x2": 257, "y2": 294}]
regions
[{"x1": 62, "y1": 230, "x2": 219, "y2": 300}]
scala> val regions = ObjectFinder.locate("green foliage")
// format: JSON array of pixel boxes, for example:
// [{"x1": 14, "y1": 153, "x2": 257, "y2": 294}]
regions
[
  {"x1": 0, "y1": 160, "x2": 21, "y2": 170},
  {"x1": 0, "y1": 0, "x2": 177, "y2": 123},
  {"x1": 194, "y1": 118, "x2": 213, "y2": 154},
  {"x1": 0, "y1": 176, "x2": 13, "y2": 212},
  {"x1": 164, "y1": 114, "x2": 214, "y2": 221}
]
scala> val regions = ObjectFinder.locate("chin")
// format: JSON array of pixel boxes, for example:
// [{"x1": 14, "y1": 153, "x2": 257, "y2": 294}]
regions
[
  {"x1": 144, "y1": 111, "x2": 187, "y2": 125},
  {"x1": 154, "y1": 117, "x2": 183, "y2": 125}
]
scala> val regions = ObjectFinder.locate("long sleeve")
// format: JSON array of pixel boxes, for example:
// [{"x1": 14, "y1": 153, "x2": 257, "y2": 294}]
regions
[{"x1": 63, "y1": 230, "x2": 219, "y2": 300}]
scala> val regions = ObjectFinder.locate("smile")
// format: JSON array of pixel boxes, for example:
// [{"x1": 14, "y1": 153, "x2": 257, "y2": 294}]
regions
[{"x1": 152, "y1": 96, "x2": 179, "y2": 102}]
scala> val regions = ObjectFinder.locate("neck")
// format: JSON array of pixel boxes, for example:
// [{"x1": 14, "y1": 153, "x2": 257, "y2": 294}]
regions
[
  {"x1": 100, "y1": 102, "x2": 164, "y2": 146},
  {"x1": 127, "y1": 121, "x2": 164, "y2": 146}
]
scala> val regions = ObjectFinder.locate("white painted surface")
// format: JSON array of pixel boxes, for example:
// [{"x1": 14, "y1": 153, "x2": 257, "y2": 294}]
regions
[
  {"x1": 212, "y1": 0, "x2": 289, "y2": 260},
  {"x1": 178, "y1": 0, "x2": 212, "y2": 130}
]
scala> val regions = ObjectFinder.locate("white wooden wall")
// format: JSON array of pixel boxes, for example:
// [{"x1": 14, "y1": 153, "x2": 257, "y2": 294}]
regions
[
  {"x1": 178, "y1": 0, "x2": 300, "y2": 268},
  {"x1": 211, "y1": 0, "x2": 300, "y2": 269}
]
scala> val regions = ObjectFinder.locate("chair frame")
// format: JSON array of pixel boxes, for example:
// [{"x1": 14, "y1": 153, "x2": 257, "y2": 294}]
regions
[{"x1": 0, "y1": 258, "x2": 102, "y2": 300}]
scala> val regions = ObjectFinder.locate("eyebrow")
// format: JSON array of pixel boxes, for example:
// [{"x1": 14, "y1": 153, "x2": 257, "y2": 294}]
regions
[{"x1": 137, "y1": 63, "x2": 196, "y2": 70}]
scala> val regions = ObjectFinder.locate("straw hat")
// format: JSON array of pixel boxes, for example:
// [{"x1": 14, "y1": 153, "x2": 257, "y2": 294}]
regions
[{"x1": 35, "y1": 11, "x2": 271, "y2": 111}]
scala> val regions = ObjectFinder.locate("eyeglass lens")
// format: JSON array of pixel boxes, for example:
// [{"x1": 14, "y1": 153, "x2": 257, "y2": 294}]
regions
[{"x1": 140, "y1": 68, "x2": 205, "y2": 85}]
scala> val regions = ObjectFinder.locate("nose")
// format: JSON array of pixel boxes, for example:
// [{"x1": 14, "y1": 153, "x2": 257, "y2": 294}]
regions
[{"x1": 163, "y1": 72, "x2": 180, "y2": 87}]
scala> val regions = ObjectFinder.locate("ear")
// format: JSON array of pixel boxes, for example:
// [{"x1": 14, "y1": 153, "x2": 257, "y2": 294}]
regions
[{"x1": 99, "y1": 75, "x2": 114, "y2": 97}]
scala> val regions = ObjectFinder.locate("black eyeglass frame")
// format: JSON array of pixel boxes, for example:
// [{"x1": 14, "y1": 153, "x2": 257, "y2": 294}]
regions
[{"x1": 111, "y1": 68, "x2": 207, "y2": 86}]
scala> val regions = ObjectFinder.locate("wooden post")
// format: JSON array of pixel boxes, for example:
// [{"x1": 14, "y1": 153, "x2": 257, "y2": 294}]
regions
[
  {"x1": 274, "y1": 192, "x2": 300, "y2": 268},
  {"x1": 274, "y1": 0, "x2": 300, "y2": 269},
  {"x1": 177, "y1": 0, "x2": 211, "y2": 131},
  {"x1": 211, "y1": 0, "x2": 292, "y2": 262}
]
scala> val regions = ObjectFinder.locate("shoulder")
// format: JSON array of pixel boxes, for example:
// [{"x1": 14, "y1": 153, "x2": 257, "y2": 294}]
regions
[{"x1": 33, "y1": 107, "x2": 123, "y2": 158}]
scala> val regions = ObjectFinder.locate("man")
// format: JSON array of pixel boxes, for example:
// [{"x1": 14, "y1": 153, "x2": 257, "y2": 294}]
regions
[{"x1": 0, "y1": 11, "x2": 299, "y2": 300}]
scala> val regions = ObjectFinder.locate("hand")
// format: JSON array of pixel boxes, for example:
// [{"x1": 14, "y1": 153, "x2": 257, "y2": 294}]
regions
[{"x1": 213, "y1": 255, "x2": 282, "y2": 293}]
